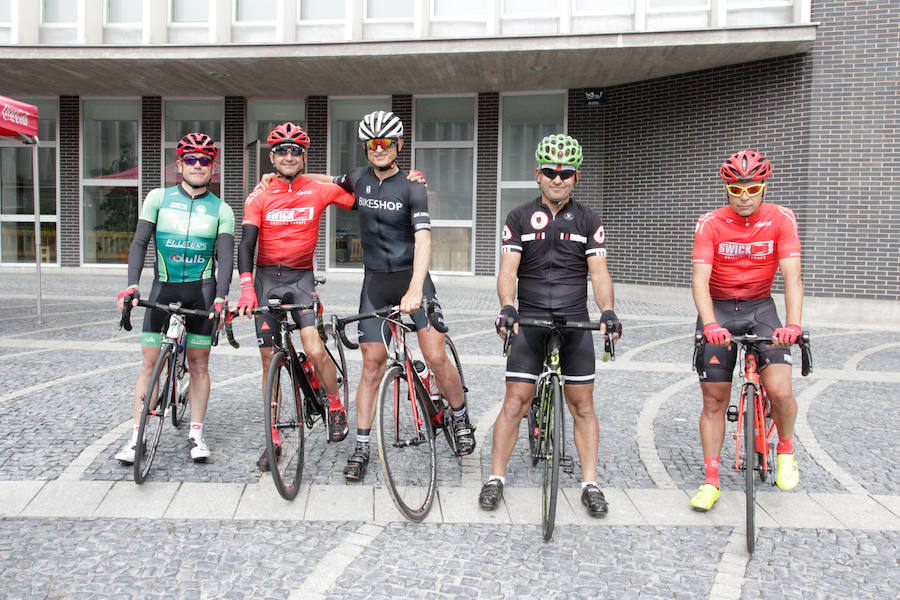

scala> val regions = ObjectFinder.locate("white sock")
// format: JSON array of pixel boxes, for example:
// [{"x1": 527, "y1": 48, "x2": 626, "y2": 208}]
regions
[
  {"x1": 189, "y1": 422, "x2": 203, "y2": 440},
  {"x1": 130, "y1": 425, "x2": 139, "y2": 444},
  {"x1": 581, "y1": 480, "x2": 598, "y2": 489},
  {"x1": 488, "y1": 475, "x2": 506, "y2": 485}
]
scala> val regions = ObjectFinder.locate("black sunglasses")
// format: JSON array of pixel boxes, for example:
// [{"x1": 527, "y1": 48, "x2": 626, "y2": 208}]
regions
[
  {"x1": 273, "y1": 146, "x2": 304, "y2": 156},
  {"x1": 540, "y1": 168, "x2": 576, "y2": 180},
  {"x1": 182, "y1": 156, "x2": 213, "y2": 166}
]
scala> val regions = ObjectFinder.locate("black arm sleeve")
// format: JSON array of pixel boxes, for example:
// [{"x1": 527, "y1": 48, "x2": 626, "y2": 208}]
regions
[
  {"x1": 127, "y1": 219, "x2": 154, "y2": 287},
  {"x1": 215, "y1": 233, "x2": 235, "y2": 300},
  {"x1": 238, "y1": 224, "x2": 259, "y2": 274}
]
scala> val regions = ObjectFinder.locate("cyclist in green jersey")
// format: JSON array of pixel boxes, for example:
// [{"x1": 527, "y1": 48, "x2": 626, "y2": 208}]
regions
[{"x1": 115, "y1": 133, "x2": 235, "y2": 464}]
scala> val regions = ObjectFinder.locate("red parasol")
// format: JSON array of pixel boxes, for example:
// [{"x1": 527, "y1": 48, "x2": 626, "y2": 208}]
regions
[{"x1": 0, "y1": 95, "x2": 38, "y2": 141}]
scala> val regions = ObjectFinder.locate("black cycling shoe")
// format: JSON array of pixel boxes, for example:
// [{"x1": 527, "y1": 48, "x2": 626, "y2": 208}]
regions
[
  {"x1": 478, "y1": 479, "x2": 504, "y2": 511},
  {"x1": 581, "y1": 484, "x2": 609, "y2": 517},
  {"x1": 327, "y1": 407, "x2": 349, "y2": 443},
  {"x1": 256, "y1": 445, "x2": 280, "y2": 472},
  {"x1": 452, "y1": 415, "x2": 476, "y2": 456},
  {"x1": 343, "y1": 449, "x2": 370, "y2": 481}
]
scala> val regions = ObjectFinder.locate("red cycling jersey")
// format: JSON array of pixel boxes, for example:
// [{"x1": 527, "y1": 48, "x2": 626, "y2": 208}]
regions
[
  {"x1": 692, "y1": 202, "x2": 801, "y2": 301},
  {"x1": 243, "y1": 177, "x2": 355, "y2": 269}
]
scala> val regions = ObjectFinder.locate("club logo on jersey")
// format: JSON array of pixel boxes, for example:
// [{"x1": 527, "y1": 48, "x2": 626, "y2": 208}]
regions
[
  {"x1": 358, "y1": 197, "x2": 403, "y2": 211},
  {"x1": 593, "y1": 225, "x2": 605, "y2": 244},
  {"x1": 196, "y1": 204, "x2": 207, "y2": 214},
  {"x1": 171, "y1": 202, "x2": 189, "y2": 211},
  {"x1": 265, "y1": 207, "x2": 315, "y2": 224},
  {"x1": 502, "y1": 225, "x2": 512, "y2": 241},
  {"x1": 169, "y1": 254, "x2": 207, "y2": 264},
  {"x1": 717, "y1": 240, "x2": 774, "y2": 259},
  {"x1": 164, "y1": 239, "x2": 208, "y2": 251},
  {"x1": 530, "y1": 211, "x2": 549, "y2": 230},
  {"x1": 563, "y1": 212, "x2": 574, "y2": 220}
]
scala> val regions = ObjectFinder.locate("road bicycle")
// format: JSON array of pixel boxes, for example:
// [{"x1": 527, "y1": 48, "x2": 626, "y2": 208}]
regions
[
  {"x1": 334, "y1": 300, "x2": 465, "y2": 522},
  {"x1": 503, "y1": 313, "x2": 616, "y2": 541},
  {"x1": 226, "y1": 291, "x2": 348, "y2": 500},
  {"x1": 693, "y1": 331, "x2": 812, "y2": 554},
  {"x1": 119, "y1": 298, "x2": 220, "y2": 484}
]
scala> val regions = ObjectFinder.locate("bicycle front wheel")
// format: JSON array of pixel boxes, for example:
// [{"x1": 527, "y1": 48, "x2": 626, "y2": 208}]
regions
[
  {"x1": 265, "y1": 351, "x2": 305, "y2": 500},
  {"x1": 377, "y1": 365, "x2": 437, "y2": 522},
  {"x1": 134, "y1": 345, "x2": 173, "y2": 484},
  {"x1": 171, "y1": 349, "x2": 189, "y2": 427},
  {"x1": 324, "y1": 320, "x2": 349, "y2": 409},
  {"x1": 438, "y1": 336, "x2": 466, "y2": 454},
  {"x1": 526, "y1": 397, "x2": 540, "y2": 467},
  {"x1": 743, "y1": 382, "x2": 757, "y2": 554},
  {"x1": 541, "y1": 373, "x2": 563, "y2": 541}
]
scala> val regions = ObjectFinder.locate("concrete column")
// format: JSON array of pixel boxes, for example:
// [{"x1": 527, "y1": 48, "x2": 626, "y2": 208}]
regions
[
  {"x1": 12, "y1": 0, "x2": 40, "y2": 44},
  {"x1": 559, "y1": 0, "x2": 572, "y2": 34},
  {"x1": 710, "y1": 0, "x2": 726, "y2": 28},
  {"x1": 142, "y1": 0, "x2": 166, "y2": 44},
  {"x1": 210, "y1": 0, "x2": 231, "y2": 43},
  {"x1": 414, "y1": 0, "x2": 428, "y2": 38},
  {"x1": 634, "y1": 0, "x2": 647, "y2": 31},
  {"x1": 346, "y1": 0, "x2": 362, "y2": 41},
  {"x1": 486, "y1": 0, "x2": 499, "y2": 36},
  {"x1": 79, "y1": 0, "x2": 103, "y2": 44},
  {"x1": 276, "y1": 0, "x2": 296, "y2": 42},
  {"x1": 794, "y1": 0, "x2": 811, "y2": 23}
]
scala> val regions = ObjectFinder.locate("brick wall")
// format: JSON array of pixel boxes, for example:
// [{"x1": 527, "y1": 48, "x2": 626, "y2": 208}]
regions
[
  {"x1": 58, "y1": 96, "x2": 79, "y2": 267},
  {"x1": 140, "y1": 96, "x2": 161, "y2": 269},
  {"x1": 223, "y1": 96, "x2": 245, "y2": 269},
  {"x1": 306, "y1": 96, "x2": 328, "y2": 269},
  {"x1": 474, "y1": 92, "x2": 499, "y2": 276},
  {"x1": 391, "y1": 95, "x2": 413, "y2": 171}
]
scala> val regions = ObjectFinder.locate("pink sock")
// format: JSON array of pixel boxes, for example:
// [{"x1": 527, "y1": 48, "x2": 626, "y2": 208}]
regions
[
  {"x1": 704, "y1": 457, "x2": 720, "y2": 488},
  {"x1": 327, "y1": 392, "x2": 342, "y2": 411},
  {"x1": 777, "y1": 436, "x2": 793, "y2": 454}
]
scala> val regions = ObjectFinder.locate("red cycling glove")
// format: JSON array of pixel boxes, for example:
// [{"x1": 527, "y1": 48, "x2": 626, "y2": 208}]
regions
[
  {"x1": 773, "y1": 324, "x2": 802, "y2": 344},
  {"x1": 237, "y1": 272, "x2": 258, "y2": 311},
  {"x1": 702, "y1": 322, "x2": 731, "y2": 344}
]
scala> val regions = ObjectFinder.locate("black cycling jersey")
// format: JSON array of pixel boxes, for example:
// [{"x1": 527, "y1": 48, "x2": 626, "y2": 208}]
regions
[
  {"x1": 334, "y1": 167, "x2": 430, "y2": 273},
  {"x1": 501, "y1": 197, "x2": 607, "y2": 314}
]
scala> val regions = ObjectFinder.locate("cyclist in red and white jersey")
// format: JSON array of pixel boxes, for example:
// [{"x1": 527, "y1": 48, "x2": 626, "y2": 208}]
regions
[
  {"x1": 237, "y1": 123, "x2": 355, "y2": 470},
  {"x1": 690, "y1": 149, "x2": 804, "y2": 511}
]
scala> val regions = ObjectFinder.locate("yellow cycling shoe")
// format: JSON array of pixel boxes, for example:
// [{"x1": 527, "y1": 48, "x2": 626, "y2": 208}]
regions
[
  {"x1": 776, "y1": 453, "x2": 800, "y2": 490},
  {"x1": 689, "y1": 484, "x2": 721, "y2": 511}
]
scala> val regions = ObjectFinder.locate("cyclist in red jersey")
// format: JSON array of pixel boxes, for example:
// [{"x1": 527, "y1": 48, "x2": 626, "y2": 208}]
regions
[
  {"x1": 690, "y1": 149, "x2": 804, "y2": 511},
  {"x1": 237, "y1": 123, "x2": 356, "y2": 469}
]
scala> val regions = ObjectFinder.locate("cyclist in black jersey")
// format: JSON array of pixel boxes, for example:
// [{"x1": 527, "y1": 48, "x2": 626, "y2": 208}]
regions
[{"x1": 480, "y1": 134, "x2": 621, "y2": 518}]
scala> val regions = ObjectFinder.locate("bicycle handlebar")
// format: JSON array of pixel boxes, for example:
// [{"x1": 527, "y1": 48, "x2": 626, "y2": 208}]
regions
[
  {"x1": 119, "y1": 297, "x2": 222, "y2": 345},
  {"x1": 222, "y1": 298, "x2": 316, "y2": 350},
  {"x1": 501, "y1": 316, "x2": 617, "y2": 362},
  {"x1": 333, "y1": 298, "x2": 444, "y2": 351},
  {"x1": 692, "y1": 331, "x2": 813, "y2": 377}
]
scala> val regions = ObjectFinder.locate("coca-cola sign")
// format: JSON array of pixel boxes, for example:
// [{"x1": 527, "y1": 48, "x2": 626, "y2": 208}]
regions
[{"x1": 0, "y1": 95, "x2": 39, "y2": 140}]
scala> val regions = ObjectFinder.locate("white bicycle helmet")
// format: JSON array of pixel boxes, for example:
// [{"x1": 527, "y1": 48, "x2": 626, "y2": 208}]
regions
[{"x1": 358, "y1": 110, "x2": 404, "y2": 141}]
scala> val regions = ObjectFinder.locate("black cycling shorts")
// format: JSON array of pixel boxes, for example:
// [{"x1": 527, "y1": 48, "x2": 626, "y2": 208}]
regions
[
  {"x1": 358, "y1": 270, "x2": 441, "y2": 344},
  {"x1": 142, "y1": 280, "x2": 215, "y2": 348},
  {"x1": 505, "y1": 311, "x2": 596, "y2": 386},
  {"x1": 254, "y1": 266, "x2": 316, "y2": 347},
  {"x1": 696, "y1": 296, "x2": 793, "y2": 383}
]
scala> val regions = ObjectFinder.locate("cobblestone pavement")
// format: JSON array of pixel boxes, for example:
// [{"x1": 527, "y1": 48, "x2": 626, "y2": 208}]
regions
[{"x1": 1, "y1": 269, "x2": 899, "y2": 599}]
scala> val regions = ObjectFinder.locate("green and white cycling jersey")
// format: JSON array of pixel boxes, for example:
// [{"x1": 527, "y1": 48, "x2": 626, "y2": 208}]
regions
[{"x1": 139, "y1": 185, "x2": 235, "y2": 283}]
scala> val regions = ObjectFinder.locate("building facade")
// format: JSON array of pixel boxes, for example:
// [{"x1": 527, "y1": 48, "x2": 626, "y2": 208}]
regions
[{"x1": 0, "y1": 0, "x2": 896, "y2": 300}]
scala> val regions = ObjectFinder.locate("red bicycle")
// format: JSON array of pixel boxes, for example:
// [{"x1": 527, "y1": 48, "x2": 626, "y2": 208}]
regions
[{"x1": 694, "y1": 331, "x2": 812, "y2": 553}]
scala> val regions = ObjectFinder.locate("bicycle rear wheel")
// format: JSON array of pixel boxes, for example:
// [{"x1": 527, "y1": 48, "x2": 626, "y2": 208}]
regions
[
  {"x1": 324, "y1": 321, "x2": 349, "y2": 409},
  {"x1": 265, "y1": 351, "x2": 305, "y2": 500},
  {"x1": 171, "y1": 349, "x2": 189, "y2": 427},
  {"x1": 377, "y1": 365, "x2": 437, "y2": 521},
  {"x1": 526, "y1": 396, "x2": 540, "y2": 467},
  {"x1": 134, "y1": 345, "x2": 173, "y2": 484},
  {"x1": 743, "y1": 382, "x2": 757, "y2": 554},
  {"x1": 437, "y1": 336, "x2": 466, "y2": 454},
  {"x1": 541, "y1": 374, "x2": 563, "y2": 541}
]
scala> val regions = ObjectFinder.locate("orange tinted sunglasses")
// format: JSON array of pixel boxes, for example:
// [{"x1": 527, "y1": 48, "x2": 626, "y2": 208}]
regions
[
  {"x1": 364, "y1": 138, "x2": 397, "y2": 151},
  {"x1": 726, "y1": 183, "x2": 766, "y2": 196}
]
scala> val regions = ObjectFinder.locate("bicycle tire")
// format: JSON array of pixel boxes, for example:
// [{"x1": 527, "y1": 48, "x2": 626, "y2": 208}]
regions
[
  {"x1": 438, "y1": 336, "x2": 466, "y2": 454},
  {"x1": 377, "y1": 364, "x2": 437, "y2": 522},
  {"x1": 265, "y1": 351, "x2": 305, "y2": 500},
  {"x1": 759, "y1": 393, "x2": 775, "y2": 484},
  {"x1": 324, "y1": 322, "x2": 349, "y2": 410},
  {"x1": 542, "y1": 373, "x2": 563, "y2": 541},
  {"x1": 743, "y1": 382, "x2": 757, "y2": 554},
  {"x1": 171, "y1": 349, "x2": 189, "y2": 427},
  {"x1": 526, "y1": 397, "x2": 540, "y2": 467},
  {"x1": 134, "y1": 345, "x2": 173, "y2": 484}
]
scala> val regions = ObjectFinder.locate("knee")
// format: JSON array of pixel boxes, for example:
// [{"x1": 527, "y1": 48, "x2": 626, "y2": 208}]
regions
[
  {"x1": 187, "y1": 356, "x2": 209, "y2": 377},
  {"x1": 767, "y1": 385, "x2": 795, "y2": 406},
  {"x1": 500, "y1": 391, "x2": 531, "y2": 420}
]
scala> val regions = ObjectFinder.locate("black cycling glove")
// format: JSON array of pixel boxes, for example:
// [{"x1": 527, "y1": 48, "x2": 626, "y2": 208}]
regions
[
  {"x1": 494, "y1": 305, "x2": 520, "y2": 334},
  {"x1": 600, "y1": 309, "x2": 622, "y2": 338}
]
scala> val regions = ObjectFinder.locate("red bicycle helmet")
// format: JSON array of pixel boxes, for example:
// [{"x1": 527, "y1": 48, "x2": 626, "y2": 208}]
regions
[
  {"x1": 267, "y1": 122, "x2": 310, "y2": 148},
  {"x1": 176, "y1": 132, "x2": 218, "y2": 159},
  {"x1": 720, "y1": 149, "x2": 772, "y2": 182}
]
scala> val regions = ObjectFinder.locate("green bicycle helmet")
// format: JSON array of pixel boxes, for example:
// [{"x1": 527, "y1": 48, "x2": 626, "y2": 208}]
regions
[{"x1": 535, "y1": 134, "x2": 583, "y2": 168}]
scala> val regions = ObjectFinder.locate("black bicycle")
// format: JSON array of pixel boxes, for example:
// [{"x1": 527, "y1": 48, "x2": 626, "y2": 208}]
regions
[
  {"x1": 504, "y1": 313, "x2": 615, "y2": 541},
  {"x1": 120, "y1": 298, "x2": 220, "y2": 484},
  {"x1": 227, "y1": 293, "x2": 348, "y2": 500},
  {"x1": 333, "y1": 300, "x2": 464, "y2": 521}
]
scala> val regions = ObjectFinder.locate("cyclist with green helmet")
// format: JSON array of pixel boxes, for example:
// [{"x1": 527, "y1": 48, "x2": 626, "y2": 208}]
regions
[{"x1": 480, "y1": 134, "x2": 621, "y2": 518}]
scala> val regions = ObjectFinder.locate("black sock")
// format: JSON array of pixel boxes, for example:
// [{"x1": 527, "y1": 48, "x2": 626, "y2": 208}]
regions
[{"x1": 356, "y1": 428, "x2": 371, "y2": 452}]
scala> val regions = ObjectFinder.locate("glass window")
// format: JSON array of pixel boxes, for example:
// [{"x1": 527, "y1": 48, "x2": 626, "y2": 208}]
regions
[
  {"x1": 2, "y1": 222, "x2": 57, "y2": 264},
  {"x1": 247, "y1": 99, "x2": 305, "y2": 192},
  {"x1": 367, "y1": 0, "x2": 413, "y2": 19},
  {"x1": 107, "y1": 0, "x2": 142, "y2": 23},
  {"x1": 433, "y1": 0, "x2": 485, "y2": 18},
  {"x1": 82, "y1": 99, "x2": 140, "y2": 265},
  {"x1": 1, "y1": 147, "x2": 57, "y2": 215},
  {"x1": 328, "y1": 97, "x2": 390, "y2": 268},
  {"x1": 415, "y1": 97, "x2": 475, "y2": 142},
  {"x1": 574, "y1": 0, "x2": 632, "y2": 13},
  {"x1": 172, "y1": 0, "x2": 208, "y2": 23},
  {"x1": 42, "y1": 0, "x2": 77, "y2": 23},
  {"x1": 299, "y1": 0, "x2": 344, "y2": 20},
  {"x1": 164, "y1": 99, "x2": 222, "y2": 197},
  {"x1": 0, "y1": 0, "x2": 12, "y2": 24},
  {"x1": 236, "y1": 0, "x2": 275, "y2": 22},
  {"x1": 501, "y1": 93, "x2": 564, "y2": 181},
  {"x1": 503, "y1": 0, "x2": 547, "y2": 16},
  {"x1": 650, "y1": 0, "x2": 705, "y2": 7}
]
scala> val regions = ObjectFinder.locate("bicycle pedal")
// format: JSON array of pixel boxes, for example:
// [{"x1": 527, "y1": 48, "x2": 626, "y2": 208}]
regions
[
  {"x1": 726, "y1": 405, "x2": 739, "y2": 422},
  {"x1": 560, "y1": 456, "x2": 574, "y2": 474}
]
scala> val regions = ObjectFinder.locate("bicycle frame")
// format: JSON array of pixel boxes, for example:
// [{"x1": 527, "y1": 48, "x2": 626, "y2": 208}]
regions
[{"x1": 733, "y1": 344, "x2": 775, "y2": 477}]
